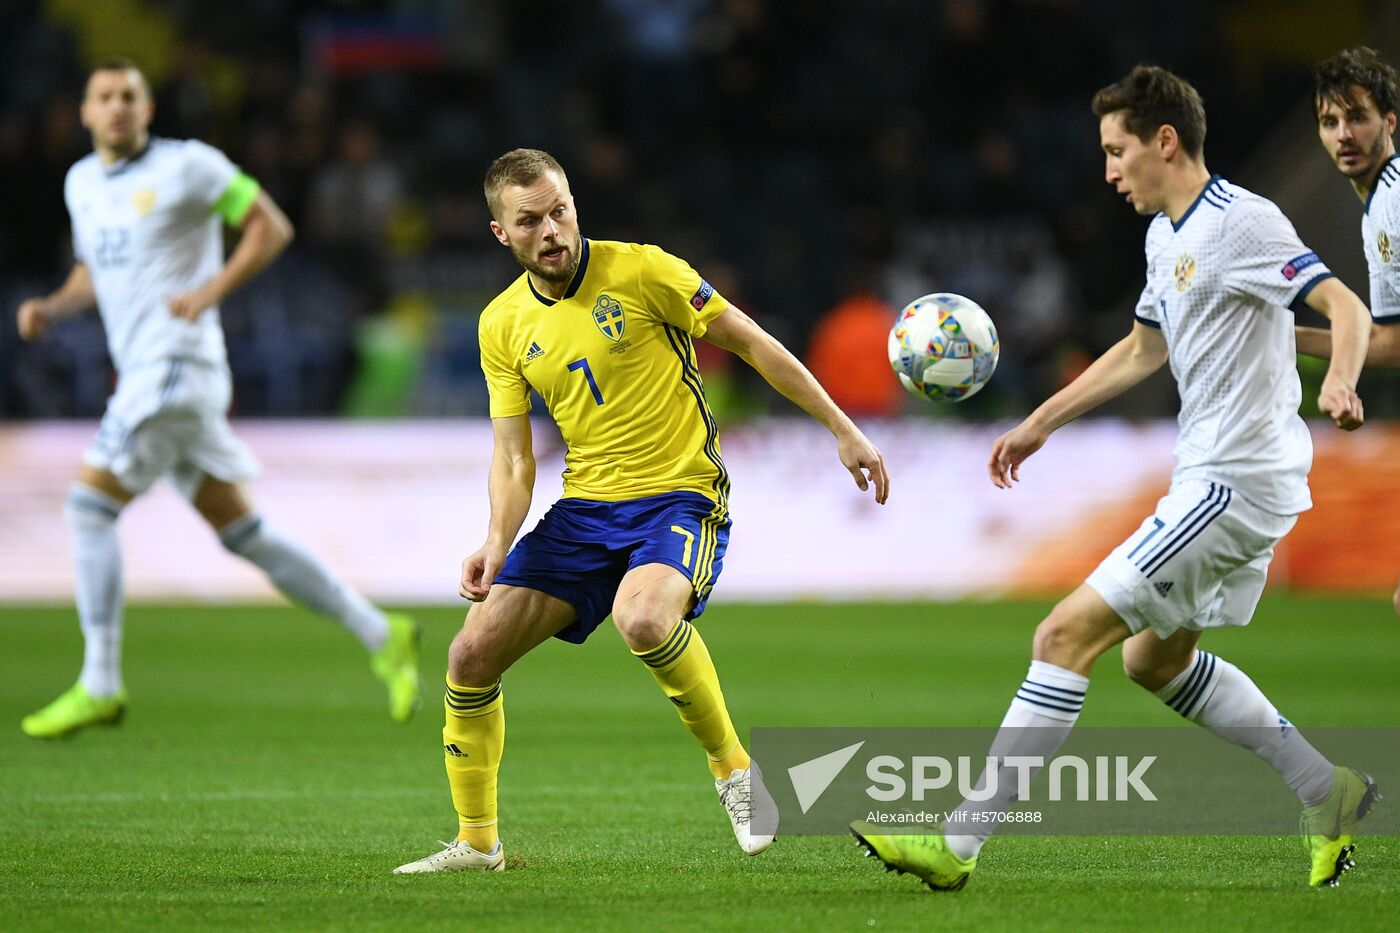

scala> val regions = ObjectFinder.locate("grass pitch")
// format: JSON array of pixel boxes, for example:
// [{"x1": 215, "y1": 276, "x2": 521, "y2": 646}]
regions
[{"x1": 2, "y1": 597, "x2": 1398, "y2": 931}]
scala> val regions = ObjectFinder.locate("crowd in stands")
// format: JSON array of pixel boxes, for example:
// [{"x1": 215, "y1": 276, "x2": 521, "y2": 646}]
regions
[{"x1": 0, "y1": 0, "x2": 1364, "y2": 420}]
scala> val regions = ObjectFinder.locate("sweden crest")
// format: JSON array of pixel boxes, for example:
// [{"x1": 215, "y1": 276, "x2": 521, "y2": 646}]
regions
[{"x1": 593, "y1": 294, "x2": 625, "y2": 342}]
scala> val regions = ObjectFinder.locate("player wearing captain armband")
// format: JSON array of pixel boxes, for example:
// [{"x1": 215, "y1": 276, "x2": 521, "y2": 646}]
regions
[{"x1": 15, "y1": 60, "x2": 420, "y2": 739}]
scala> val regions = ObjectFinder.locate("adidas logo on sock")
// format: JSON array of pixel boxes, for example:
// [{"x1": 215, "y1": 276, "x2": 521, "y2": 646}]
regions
[
  {"x1": 524, "y1": 341, "x2": 546, "y2": 363},
  {"x1": 1153, "y1": 581, "x2": 1174, "y2": 596},
  {"x1": 668, "y1": 696, "x2": 692, "y2": 708},
  {"x1": 444, "y1": 743, "x2": 468, "y2": 758}
]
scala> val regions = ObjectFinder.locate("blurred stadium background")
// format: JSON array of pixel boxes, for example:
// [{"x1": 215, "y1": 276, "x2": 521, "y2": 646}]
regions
[
  {"x1": 5, "y1": 5, "x2": 1400, "y2": 927},
  {"x1": 2, "y1": 0, "x2": 1400, "y2": 603}
]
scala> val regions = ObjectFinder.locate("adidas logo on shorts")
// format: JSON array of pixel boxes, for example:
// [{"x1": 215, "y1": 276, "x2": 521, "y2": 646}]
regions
[{"x1": 1153, "y1": 581, "x2": 1174, "y2": 597}]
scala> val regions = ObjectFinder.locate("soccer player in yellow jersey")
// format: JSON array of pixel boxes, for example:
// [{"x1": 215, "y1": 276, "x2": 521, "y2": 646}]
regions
[{"x1": 395, "y1": 148, "x2": 890, "y2": 873}]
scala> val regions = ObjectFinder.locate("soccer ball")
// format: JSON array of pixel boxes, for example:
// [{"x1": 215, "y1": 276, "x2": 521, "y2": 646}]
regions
[{"x1": 887, "y1": 293, "x2": 999, "y2": 402}]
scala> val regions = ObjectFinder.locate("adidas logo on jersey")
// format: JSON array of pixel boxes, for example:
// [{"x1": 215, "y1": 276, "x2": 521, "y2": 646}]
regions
[
  {"x1": 524, "y1": 341, "x2": 545, "y2": 363},
  {"x1": 1153, "y1": 581, "x2": 1174, "y2": 597}
]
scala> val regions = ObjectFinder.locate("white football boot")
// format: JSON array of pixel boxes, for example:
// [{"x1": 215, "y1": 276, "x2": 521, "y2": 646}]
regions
[
  {"x1": 716, "y1": 763, "x2": 778, "y2": 855},
  {"x1": 393, "y1": 839, "x2": 504, "y2": 874}
]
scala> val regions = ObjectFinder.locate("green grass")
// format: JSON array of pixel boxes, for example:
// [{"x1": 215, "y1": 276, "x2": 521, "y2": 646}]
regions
[{"x1": 2, "y1": 596, "x2": 1398, "y2": 931}]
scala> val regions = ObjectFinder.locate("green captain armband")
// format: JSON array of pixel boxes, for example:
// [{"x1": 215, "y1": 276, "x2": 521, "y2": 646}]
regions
[{"x1": 212, "y1": 171, "x2": 260, "y2": 225}]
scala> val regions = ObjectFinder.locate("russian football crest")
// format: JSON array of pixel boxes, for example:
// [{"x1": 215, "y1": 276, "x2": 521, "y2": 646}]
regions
[
  {"x1": 593, "y1": 294, "x2": 625, "y2": 342},
  {"x1": 1173, "y1": 253, "x2": 1196, "y2": 293},
  {"x1": 1379, "y1": 229, "x2": 1394, "y2": 265},
  {"x1": 132, "y1": 188, "x2": 157, "y2": 216}
]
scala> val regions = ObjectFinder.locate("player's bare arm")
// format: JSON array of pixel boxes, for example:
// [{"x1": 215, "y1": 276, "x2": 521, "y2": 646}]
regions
[
  {"x1": 16, "y1": 262, "x2": 96, "y2": 341},
  {"x1": 702, "y1": 304, "x2": 889, "y2": 504},
  {"x1": 167, "y1": 190, "x2": 295, "y2": 321},
  {"x1": 989, "y1": 322, "x2": 1168, "y2": 488},
  {"x1": 1300, "y1": 276, "x2": 1368, "y2": 429},
  {"x1": 461, "y1": 414, "x2": 536, "y2": 601},
  {"x1": 1296, "y1": 321, "x2": 1400, "y2": 368}
]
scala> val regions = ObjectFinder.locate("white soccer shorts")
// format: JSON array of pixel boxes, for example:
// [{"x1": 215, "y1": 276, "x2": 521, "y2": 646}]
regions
[
  {"x1": 1086, "y1": 478, "x2": 1297, "y2": 639},
  {"x1": 83, "y1": 358, "x2": 260, "y2": 499}
]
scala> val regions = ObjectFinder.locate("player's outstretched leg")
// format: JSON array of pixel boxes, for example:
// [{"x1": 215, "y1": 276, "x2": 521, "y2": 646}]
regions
[
  {"x1": 849, "y1": 656, "x2": 1078, "y2": 891},
  {"x1": 214, "y1": 509, "x2": 420, "y2": 721},
  {"x1": 850, "y1": 823, "x2": 977, "y2": 891},
  {"x1": 631, "y1": 617, "x2": 776, "y2": 855},
  {"x1": 22, "y1": 484, "x2": 129, "y2": 739},
  {"x1": 1126, "y1": 636, "x2": 1371, "y2": 886},
  {"x1": 852, "y1": 586, "x2": 1117, "y2": 888}
]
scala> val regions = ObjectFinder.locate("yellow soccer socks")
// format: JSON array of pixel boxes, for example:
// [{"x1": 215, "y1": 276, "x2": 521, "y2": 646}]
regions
[
  {"x1": 443, "y1": 678, "x2": 504, "y2": 852},
  {"x1": 634, "y1": 619, "x2": 750, "y2": 779}
]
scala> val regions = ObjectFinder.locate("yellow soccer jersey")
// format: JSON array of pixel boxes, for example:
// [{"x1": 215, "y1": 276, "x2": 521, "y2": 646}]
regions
[{"x1": 479, "y1": 239, "x2": 732, "y2": 504}]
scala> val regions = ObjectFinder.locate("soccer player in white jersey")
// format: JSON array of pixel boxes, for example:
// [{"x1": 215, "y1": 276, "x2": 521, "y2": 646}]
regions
[
  {"x1": 853, "y1": 65, "x2": 1380, "y2": 890},
  {"x1": 1298, "y1": 47, "x2": 1400, "y2": 611},
  {"x1": 14, "y1": 59, "x2": 421, "y2": 737}
]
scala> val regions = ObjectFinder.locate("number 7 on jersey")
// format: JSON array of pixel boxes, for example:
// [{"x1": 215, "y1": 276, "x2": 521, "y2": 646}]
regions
[{"x1": 567, "y1": 357, "x2": 605, "y2": 405}]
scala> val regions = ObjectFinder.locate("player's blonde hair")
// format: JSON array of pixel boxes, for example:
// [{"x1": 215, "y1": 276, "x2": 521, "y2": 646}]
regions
[
  {"x1": 484, "y1": 148, "x2": 567, "y2": 221},
  {"x1": 1092, "y1": 65, "x2": 1206, "y2": 160}
]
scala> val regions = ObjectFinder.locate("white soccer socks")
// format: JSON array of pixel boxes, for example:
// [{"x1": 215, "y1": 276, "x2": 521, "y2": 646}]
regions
[
  {"x1": 1154, "y1": 650, "x2": 1334, "y2": 806},
  {"x1": 218, "y1": 514, "x2": 389, "y2": 651},
  {"x1": 946, "y1": 660, "x2": 1089, "y2": 860},
  {"x1": 67, "y1": 484, "x2": 126, "y2": 698}
]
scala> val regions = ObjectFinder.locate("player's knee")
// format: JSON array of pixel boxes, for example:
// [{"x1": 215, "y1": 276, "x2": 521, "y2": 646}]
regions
[
  {"x1": 1031, "y1": 607, "x2": 1098, "y2": 672},
  {"x1": 64, "y1": 485, "x2": 123, "y2": 534},
  {"x1": 217, "y1": 514, "x2": 264, "y2": 556},
  {"x1": 610, "y1": 601, "x2": 673, "y2": 651},
  {"x1": 448, "y1": 623, "x2": 506, "y2": 686},
  {"x1": 450, "y1": 602, "x2": 512, "y2": 683},
  {"x1": 1121, "y1": 646, "x2": 1184, "y2": 691}
]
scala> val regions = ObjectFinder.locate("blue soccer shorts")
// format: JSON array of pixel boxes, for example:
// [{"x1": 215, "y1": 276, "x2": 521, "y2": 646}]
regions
[{"x1": 493, "y1": 491, "x2": 731, "y2": 644}]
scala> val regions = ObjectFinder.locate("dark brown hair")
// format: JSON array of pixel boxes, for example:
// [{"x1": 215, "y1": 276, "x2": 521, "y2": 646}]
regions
[
  {"x1": 1314, "y1": 46, "x2": 1398, "y2": 119},
  {"x1": 1092, "y1": 65, "x2": 1206, "y2": 159},
  {"x1": 87, "y1": 57, "x2": 151, "y2": 97}
]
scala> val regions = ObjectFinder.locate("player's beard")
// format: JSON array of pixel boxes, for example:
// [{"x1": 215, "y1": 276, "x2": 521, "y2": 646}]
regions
[
  {"x1": 1340, "y1": 132, "x2": 1389, "y2": 180},
  {"x1": 514, "y1": 231, "x2": 582, "y2": 285},
  {"x1": 100, "y1": 125, "x2": 146, "y2": 161}
]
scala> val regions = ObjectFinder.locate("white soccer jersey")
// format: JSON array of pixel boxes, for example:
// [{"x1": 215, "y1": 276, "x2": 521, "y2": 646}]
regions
[
  {"x1": 1133, "y1": 176, "x2": 1333, "y2": 515},
  {"x1": 64, "y1": 138, "x2": 255, "y2": 374},
  {"x1": 1361, "y1": 154, "x2": 1400, "y2": 323}
]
